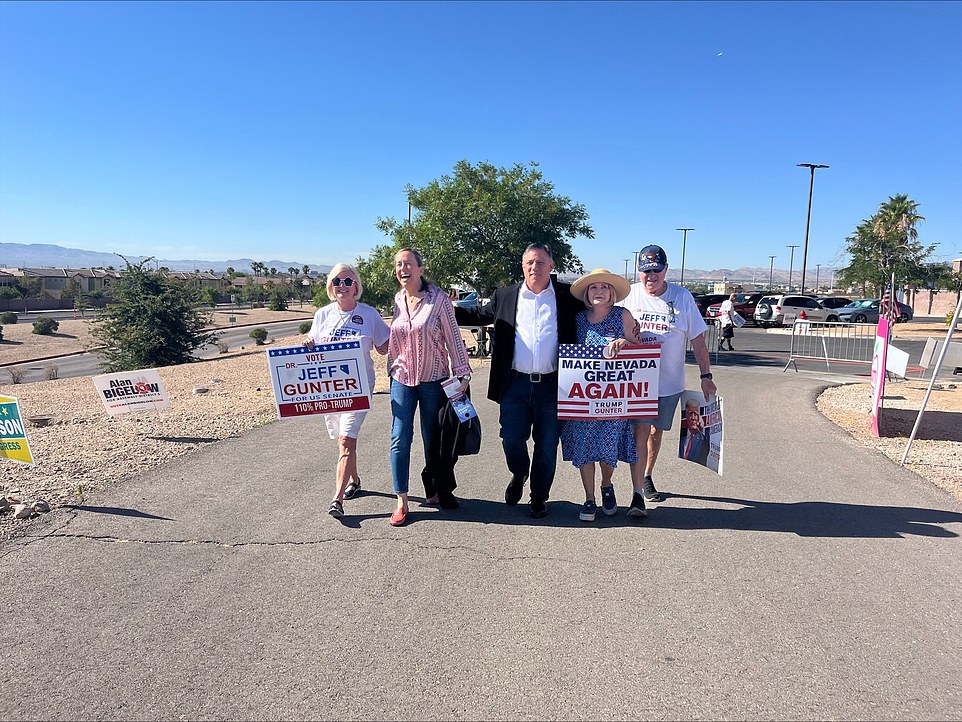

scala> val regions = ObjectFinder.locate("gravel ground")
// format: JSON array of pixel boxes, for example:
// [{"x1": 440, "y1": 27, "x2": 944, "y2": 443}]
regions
[{"x1": 1, "y1": 312, "x2": 959, "y2": 540}]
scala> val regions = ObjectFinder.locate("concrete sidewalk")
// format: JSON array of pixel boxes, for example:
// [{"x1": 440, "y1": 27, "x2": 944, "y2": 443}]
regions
[{"x1": 2, "y1": 363, "x2": 961, "y2": 720}]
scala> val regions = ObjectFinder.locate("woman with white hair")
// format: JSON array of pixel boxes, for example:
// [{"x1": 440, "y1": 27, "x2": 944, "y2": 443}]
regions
[
  {"x1": 560, "y1": 268, "x2": 643, "y2": 522},
  {"x1": 303, "y1": 263, "x2": 390, "y2": 519}
]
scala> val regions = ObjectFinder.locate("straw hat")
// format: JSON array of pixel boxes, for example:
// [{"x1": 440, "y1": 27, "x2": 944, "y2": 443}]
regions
[{"x1": 570, "y1": 268, "x2": 631, "y2": 303}]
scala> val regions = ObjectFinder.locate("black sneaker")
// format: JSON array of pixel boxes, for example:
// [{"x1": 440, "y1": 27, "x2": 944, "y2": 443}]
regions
[
  {"x1": 505, "y1": 475, "x2": 526, "y2": 505},
  {"x1": 343, "y1": 480, "x2": 361, "y2": 500},
  {"x1": 627, "y1": 492, "x2": 648, "y2": 518},
  {"x1": 600, "y1": 485, "x2": 617, "y2": 516},
  {"x1": 328, "y1": 499, "x2": 344, "y2": 518},
  {"x1": 642, "y1": 475, "x2": 663, "y2": 502},
  {"x1": 530, "y1": 499, "x2": 549, "y2": 518},
  {"x1": 579, "y1": 500, "x2": 597, "y2": 522}
]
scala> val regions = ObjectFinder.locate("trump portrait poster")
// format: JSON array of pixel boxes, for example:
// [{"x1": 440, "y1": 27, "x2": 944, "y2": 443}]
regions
[
  {"x1": 677, "y1": 391, "x2": 724, "y2": 476},
  {"x1": 557, "y1": 344, "x2": 660, "y2": 420}
]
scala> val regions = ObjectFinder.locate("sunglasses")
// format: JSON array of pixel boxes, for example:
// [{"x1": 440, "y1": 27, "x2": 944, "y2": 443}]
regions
[{"x1": 331, "y1": 277, "x2": 355, "y2": 287}]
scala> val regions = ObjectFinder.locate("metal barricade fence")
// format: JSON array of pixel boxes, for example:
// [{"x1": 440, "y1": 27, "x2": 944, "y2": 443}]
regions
[
  {"x1": 689, "y1": 318, "x2": 721, "y2": 363},
  {"x1": 783, "y1": 320, "x2": 878, "y2": 372}
]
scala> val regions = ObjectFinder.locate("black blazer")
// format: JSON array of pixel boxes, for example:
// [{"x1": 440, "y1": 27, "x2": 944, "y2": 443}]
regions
[{"x1": 455, "y1": 278, "x2": 582, "y2": 403}]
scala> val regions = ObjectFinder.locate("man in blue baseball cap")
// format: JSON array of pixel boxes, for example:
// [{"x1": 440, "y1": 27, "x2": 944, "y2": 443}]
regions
[{"x1": 620, "y1": 245, "x2": 717, "y2": 516}]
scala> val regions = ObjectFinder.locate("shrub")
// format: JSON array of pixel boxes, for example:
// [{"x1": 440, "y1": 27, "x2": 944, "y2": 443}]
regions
[
  {"x1": 298, "y1": 321, "x2": 312, "y2": 335},
  {"x1": 32, "y1": 317, "x2": 59, "y2": 335},
  {"x1": 249, "y1": 327, "x2": 269, "y2": 345},
  {"x1": 45, "y1": 364, "x2": 59, "y2": 380},
  {"x1": 7, "y1": 367, "x2": 26, "y2": 384},
  {"x1": 0, "y1": 312, "x2": 17, "y2": 324},
  {"x1": 217, "y1": 339, "x2": 231, "y2": 354}
]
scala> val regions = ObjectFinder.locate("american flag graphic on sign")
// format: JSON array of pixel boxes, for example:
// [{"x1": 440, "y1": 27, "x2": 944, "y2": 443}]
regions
[{"x1": 557, "y1": 343, "x2": 661, "y2": 420}]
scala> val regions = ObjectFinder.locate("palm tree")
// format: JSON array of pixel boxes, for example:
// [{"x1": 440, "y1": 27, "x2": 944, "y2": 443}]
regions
[{"x1": 302, "y1": 264, "x2": 310, "y2": 277}]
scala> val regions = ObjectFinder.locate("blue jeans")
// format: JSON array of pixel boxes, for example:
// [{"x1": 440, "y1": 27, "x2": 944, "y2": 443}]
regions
[
  {"x1": 498, "y1": 373, "x2": 561, "y2": 503},
  {"x1": 390, "y1": 378, "x2": 446, "y2": 495}
]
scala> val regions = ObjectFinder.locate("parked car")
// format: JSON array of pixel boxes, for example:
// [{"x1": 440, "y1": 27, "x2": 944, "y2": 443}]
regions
[
  {"x1": 706, "y1": 292, "x2": 768, "y2": 326},
  {"x1": 836, "y1": 298, "x2": 913, "y2": 324},
  {"x1": 692, "y1": 293, "x2": 729, "y2": 318},
  {"x1": 816, "y1": 297, "x2": 854, "y2": 310},
  {"x1": 754, "y1": 294, "x2": 838, "y2": 327},
  {"x1": 452, "y1": 291, "x2": 478, "y2": 309}
]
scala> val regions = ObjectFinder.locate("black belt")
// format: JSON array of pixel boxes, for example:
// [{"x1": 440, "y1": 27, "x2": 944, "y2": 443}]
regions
[{"x1": 512, "y1": 370, "x2": 557, "y2": 384}]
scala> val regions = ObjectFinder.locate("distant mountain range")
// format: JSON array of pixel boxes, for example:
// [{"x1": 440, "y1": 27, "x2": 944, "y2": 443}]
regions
[
  {"x1": 1, "y1": 242, "x2": 836, "y2": 287},
  {"x1": 0, "y1": 243, "x2": 333, "y2": 275}
]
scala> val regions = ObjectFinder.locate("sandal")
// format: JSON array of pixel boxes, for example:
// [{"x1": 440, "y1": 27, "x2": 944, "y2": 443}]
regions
[{"x1": 343, "y1": 479, "x2": 362, "y2": 499}]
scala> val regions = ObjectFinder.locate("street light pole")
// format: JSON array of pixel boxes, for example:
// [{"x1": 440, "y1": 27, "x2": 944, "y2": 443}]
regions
[
  {"x1": 786, "y1": 245, "x2": 799, "y2": 292},
  {"x1": 624, "y1": 259, "x2": 630, "y2": 281},
  {"x1": 815, "y1": 264, "x2": 821, "y2": 292},
  {"x1": 797, "y1": 163, "x2": 830, "y2": 294},
  {"x1": 768, "y1": 255, "x2": 776, "y2": 291},
  {"x1": 676, "y1": 228, "x2": 694, "y2": 287},
  {"x1": 632, "y1": 250, "x2": 640, "y2": 283}
]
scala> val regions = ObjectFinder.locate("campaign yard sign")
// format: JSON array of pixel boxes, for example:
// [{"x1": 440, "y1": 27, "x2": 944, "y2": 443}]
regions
[
  {"x1": 0, "y1": 395, "x2": 35, "y2": 466},
  {"x1": 267, "y1": 341, "x2": 371, "y2": 419},
  {"x1": 92, "y1": 368, "x2": 170, "y2": 416},
  {"x1": 557, "y1": 344, "x2": 660, "y2": 420}
]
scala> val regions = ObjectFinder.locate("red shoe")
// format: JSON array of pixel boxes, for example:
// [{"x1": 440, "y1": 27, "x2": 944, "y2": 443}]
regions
[{"x1": 389, "y1": 507, "x2": 408, "y2": 527}]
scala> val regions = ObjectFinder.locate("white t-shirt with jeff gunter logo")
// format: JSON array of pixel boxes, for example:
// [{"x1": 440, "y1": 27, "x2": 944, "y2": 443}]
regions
[
  {"x1": 620, "y1": 282, "x2": 707, "y2": 397},
  {"x1": 307, "y1": 302, "x2": 390, "y2": 386}
]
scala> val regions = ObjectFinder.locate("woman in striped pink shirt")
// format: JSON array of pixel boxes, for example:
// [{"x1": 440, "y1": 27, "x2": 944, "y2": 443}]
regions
[{"x1": 387, "y1": 248, "x2": 472, "y2": 526}]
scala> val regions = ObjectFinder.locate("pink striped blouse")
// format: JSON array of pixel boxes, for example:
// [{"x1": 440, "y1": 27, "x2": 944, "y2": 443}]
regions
[{"x1": 388, "y1": 284, "x2": 472, "y2": 386}]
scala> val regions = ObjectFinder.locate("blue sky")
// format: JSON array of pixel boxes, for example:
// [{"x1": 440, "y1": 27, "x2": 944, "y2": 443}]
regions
[{"x1": 2, "y1": 0, "x2": 960, "y2": 278}]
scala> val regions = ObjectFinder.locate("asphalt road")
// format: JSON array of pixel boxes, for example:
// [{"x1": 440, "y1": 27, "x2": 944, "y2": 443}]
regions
[
  {"x1": 1, "y1": 319, "x2": 309, "y2": 384},
  {"x1": 1, "y1": 362, "x2": 961, "y2": 720}
]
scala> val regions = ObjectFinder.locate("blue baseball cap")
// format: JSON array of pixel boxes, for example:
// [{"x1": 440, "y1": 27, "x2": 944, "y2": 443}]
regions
[{"x1": 637, "y1": 245, "x2": 668, "y2": 273}]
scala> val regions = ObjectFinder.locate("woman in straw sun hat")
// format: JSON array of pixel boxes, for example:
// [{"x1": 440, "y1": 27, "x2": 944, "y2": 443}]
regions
[{"x1": 560, "y1": 268, "x2": 644, "y2": 522}]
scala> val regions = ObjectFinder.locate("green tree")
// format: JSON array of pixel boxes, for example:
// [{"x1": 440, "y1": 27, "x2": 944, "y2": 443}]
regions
[
  {"x1": 0, "y1": 285, "x2": 21, "y2": 311},
  {"x1": 16, "y1": 277, "x2": 43, "y2": 311},
  {"x1": 200, "y1": 286, "x2": 221, "y2": 307},
  {"x1": 354, "y1": 247, "x2": 397, "y2": 313},
  {"x1": 838, "y1": 194, "x2": 933, "y2": 296},
  {"x1": 374, "y1": 160, "x2": 590, "y2": 295},
  {"x1": 61, "y1": 277, "x2": 88, "y2": 316},
  {"x1": 268, "y1": 287, "x2": 288, "y2": 311},
  {"x1": 90, "y1": 257, "x2": 219, "y2": 372}
]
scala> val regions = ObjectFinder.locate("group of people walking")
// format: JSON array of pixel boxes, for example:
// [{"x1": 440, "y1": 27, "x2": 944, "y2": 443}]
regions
[{"x1": 304, "y1": 243, "x2": 718, "y2": 526}]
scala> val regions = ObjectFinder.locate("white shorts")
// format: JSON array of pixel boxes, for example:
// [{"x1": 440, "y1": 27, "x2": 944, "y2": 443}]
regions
[{"x1": 324, "y1": 410, "x2": 368, "y2": 440}]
